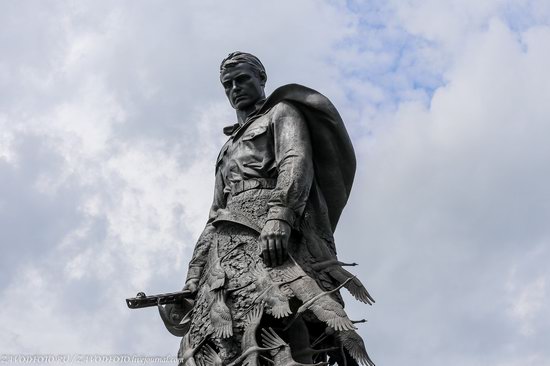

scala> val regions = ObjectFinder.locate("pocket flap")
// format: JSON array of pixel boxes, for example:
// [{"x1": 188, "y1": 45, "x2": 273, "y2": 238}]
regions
[
  {"x1": 242, "y1": 125, "x2": 268, "y2": 141},
  {"x1": 216, "y1": 142, "x2": 230, "y2": 167}
]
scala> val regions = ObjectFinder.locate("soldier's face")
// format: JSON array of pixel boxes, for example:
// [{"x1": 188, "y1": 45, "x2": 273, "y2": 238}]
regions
[{"x1": 221, "y1": 63, "x2": 266, "y2": 111}]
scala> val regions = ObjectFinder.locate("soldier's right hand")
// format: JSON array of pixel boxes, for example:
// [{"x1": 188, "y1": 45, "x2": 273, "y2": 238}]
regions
[
  {"x1": 260, "y1": 219, "x2": 291, "y2": 267},
  {"x1": 183, "y1": 279, "x2": 199, "y2": 294}
]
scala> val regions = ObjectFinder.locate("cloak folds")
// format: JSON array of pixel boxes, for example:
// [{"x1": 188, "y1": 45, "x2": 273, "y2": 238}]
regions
[{"x1": 257, "y1": 83, "x2": 356, "y2": 232}]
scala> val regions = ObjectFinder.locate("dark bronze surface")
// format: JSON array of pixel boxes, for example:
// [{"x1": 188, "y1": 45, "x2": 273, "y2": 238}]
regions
[
  {"x1": 125, "y1": 290, "x2": 193, "y2": 309},
  {"x1": 127, "y1": 52, "x2": 375, "y2": 366}
]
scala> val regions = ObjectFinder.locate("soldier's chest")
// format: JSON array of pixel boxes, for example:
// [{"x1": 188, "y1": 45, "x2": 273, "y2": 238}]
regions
[{"x1": 216, "y1": 114, "x2": 274, "y2": 171}]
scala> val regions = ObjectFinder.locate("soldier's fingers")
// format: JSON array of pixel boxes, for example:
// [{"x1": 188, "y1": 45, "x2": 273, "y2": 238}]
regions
[
  {"x1": 261, "y1": 237, "x2": 269, "y2": 265},
  {"x1": 280, "y1": 237, "x2": 288, "y2": 264},
  {"x1": 267, "y1": 238, "x2": 276, "y2": 267},
  {"x1": 275, "y1": 237, "x2": 283, "y2": 266}
]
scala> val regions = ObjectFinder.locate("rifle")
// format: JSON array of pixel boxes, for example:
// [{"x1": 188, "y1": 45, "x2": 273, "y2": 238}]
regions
[{"x1": 125, "y1": 290, "x2": 194, "y2": 309}]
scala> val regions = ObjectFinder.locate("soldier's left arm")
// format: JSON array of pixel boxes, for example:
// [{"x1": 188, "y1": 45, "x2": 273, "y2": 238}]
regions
[
  {"x1": 261, "y1": 101, "x2": 314, "y2": 266},
  {"x1": 184, "y1": 166, "x2": 226, "y2": 293}
]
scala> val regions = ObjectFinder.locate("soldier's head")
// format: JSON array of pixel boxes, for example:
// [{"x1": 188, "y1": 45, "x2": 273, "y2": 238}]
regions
[{"x1": 220, "y1": 52, "x2": 267, "y2": 111}]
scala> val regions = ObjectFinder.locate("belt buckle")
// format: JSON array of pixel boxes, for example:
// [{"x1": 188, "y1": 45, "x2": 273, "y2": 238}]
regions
[
  {"x1": 232, "y1": 179, "x2": 261, "y2": 195},
  {"x1": 231, "y1": 181, "x2": 241, "y2": 196},
  {"x1": 247, "y1": 179, "x2": 261, "y2": 190}
]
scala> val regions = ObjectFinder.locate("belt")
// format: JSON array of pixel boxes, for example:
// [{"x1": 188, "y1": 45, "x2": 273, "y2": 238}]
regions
[{"x1": 230, "y1": 178, "x2": 277, "y2": 196}]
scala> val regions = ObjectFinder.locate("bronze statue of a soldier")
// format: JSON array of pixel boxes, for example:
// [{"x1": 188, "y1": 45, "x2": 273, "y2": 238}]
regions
[{"x1": 129, "y1": 52, "x2": 375, "y2": 365}]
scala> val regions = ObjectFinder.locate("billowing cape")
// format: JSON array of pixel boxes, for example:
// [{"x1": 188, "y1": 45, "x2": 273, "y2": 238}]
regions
[{"x1": 258, "y1": 83, "x2": 356, "y2": 232}]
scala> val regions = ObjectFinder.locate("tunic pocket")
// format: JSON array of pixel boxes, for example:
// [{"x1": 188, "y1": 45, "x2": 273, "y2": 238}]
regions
[
  {"x1": 242, "y1": 125, "x2": 268, "y2": 141},
  {"x1": 216, "y1": 141, "x2": 230, "y2": 168}
]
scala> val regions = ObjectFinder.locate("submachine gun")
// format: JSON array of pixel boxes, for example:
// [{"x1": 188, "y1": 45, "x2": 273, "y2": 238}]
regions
[{"x1": 126, "y1": 290, "x2": 195, "y2": 336}]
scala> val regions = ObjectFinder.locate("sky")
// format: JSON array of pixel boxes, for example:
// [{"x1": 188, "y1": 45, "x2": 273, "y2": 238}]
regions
[{"x1": 1, "y1": 0, "x2": 550, "y2": 365}]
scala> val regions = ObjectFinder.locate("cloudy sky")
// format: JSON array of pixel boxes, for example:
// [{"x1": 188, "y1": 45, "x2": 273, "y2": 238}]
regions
[{"x1": 1, "y1": 0, "x2": 550, "y2": 365}]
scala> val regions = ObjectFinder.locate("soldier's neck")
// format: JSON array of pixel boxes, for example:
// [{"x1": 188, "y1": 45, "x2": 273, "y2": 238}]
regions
[
  {"x1": 236, "y1": 109, "x2": 251, "y2": 126},
  {"x1": 236, "y1": 98, "x2": 266, "y2": 126}
]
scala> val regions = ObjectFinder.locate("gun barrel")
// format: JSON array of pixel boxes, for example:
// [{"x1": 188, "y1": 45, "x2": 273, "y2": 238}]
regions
[{"x1": 126, "y1": 290, "x2": 193, "y2": 309}]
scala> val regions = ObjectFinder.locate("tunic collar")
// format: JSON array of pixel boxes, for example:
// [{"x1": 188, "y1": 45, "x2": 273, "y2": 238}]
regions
[{"x1": 222, "y1": 98, "x2": 267, "y2": 136}]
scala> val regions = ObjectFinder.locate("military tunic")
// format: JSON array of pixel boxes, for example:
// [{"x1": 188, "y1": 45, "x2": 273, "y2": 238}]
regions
[
  {"x1": 181, "y1": 85, "x2": 371, "y2": 365},
  {"x1": 183, "y1": 101, "x2": 317, "y2": 360}
]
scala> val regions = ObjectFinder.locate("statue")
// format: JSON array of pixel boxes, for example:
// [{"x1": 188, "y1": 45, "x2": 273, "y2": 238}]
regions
[{"x1": 127, "y1": 52, "x2": 375, "y2": 365}]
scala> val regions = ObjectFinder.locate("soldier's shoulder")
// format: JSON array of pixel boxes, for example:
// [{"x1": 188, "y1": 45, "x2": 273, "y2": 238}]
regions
[{"x1": 269, "y1": 100, "x2": 303, "y2": 121}]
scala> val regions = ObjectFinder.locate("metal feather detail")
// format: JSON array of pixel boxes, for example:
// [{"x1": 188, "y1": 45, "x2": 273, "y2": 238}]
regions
[
  {"x1": 260, "y1": 328, "x2": 329, "y2": 366},
  {"x1": 285, "y1": 276, "x2": 357, "y2": 332},
  {"x1": 209, "y1": 290, "x2": 233, "y2": 339}
]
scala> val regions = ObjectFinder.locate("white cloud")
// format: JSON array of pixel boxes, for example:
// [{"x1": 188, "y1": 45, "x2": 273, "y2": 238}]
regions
[
  {"x1": 337, "y1": 12, "x2": 550, "y2": 366},
  {"x1": 510, "y1": 276, "x2": 546, "y2": 336},
  {"x1": 0, "y1": 116, "x2": 16, "y2": 165}
]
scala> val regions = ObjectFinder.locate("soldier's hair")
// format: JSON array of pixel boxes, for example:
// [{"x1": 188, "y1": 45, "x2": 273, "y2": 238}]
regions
[{"x1": 220, "y1": 52, "x2": 267, "y2": 82}]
